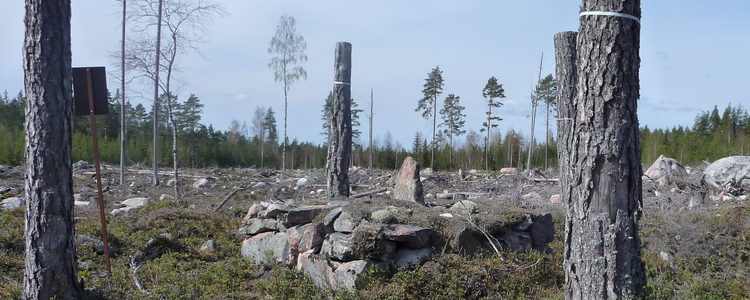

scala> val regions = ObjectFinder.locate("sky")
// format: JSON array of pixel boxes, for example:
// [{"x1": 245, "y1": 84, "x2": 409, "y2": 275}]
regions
[{"x1": 1, "y1": 1, "x2": 749, "y2": 149}]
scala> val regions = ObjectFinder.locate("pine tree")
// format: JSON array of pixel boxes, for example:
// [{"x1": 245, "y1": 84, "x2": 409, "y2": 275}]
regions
[
  {"x1": 416, "y1": 66, "x2": 444, "y2": 169},
  {"x1": 439, "y1": 94, "x2": 466, "y2": 167},
  {"x1": 481, "y1": 77, "x2": 505, "y2": 171}
]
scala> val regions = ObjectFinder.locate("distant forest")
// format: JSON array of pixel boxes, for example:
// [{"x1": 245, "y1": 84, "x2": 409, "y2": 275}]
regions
[{"x1": 0, "y1": 89, "x2": 746, "y2": 170}]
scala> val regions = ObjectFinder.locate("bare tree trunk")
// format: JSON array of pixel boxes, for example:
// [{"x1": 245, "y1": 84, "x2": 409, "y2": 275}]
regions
[
  {"x1": 165, "y1": 35, "x2": 179, "y2": 199},
  {"x1": 545, "y1": 101, "x2": 549, "y2": 170},
  {"x1": 369, "y1": 88, "x2": 373, "y2": 172},
  {"x1": 23, "y1": 0, "x2": 82, "y2": 298},
  {"x1": 431, "y1": 94, "x2": 436, "y2": 169},
  {"x1": 326, "y1": 42, "x2": 352, "y2": 198},
  {"x1": 152, "y1": 0, "x2": 163, "y2": 186},
  {"x1": 282, "y1": 77, "x2": 288, "y2": 171},
  {"x1": 555, "y1": 30, "x2": 577, "y2": 211},
  {"x1": 527, "y1": 53, "x2": 543, "y2": 170},
  {"x1": 564, "y1": 1, "x2": 645, "y2": 298},
  {"x1": 120, "y1": 0, "x2": 127, "y2": 185},
  {"x1": 485, "y1": 103, "x2": 490, "y2": 171}
]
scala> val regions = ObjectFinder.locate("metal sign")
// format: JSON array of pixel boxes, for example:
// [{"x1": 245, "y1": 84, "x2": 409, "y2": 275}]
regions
[{"x1": 72, "y1": 67, "x2": 109, "y2": 115}]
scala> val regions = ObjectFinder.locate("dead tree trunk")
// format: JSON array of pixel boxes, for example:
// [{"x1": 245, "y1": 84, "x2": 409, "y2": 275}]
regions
[
  {"x1": 564, "y1": 1, "x2": 645, "y2": 299},
  {"x1": 152, "y1": 0, "x2": 163, "y2": 186},
  {"x1": 554, "y1": 30, "x2": 577, "y2": 215},
  {"x1": 326, "y1": 42, "x2": 352, "y2": 198},
  {"x1": 22, "y1": 0, "x2": 83, "y2": 298}
]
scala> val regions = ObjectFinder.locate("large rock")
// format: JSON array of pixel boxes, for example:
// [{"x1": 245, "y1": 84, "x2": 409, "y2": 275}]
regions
[
  {"x1": 321, "y1": 233, "x2": 356, "y2": 261},
  {"x1": 644, "y1": 155, "x2": 689, "y2": 189},
  {"x1": 529, "y1": 213, "x2": 555, "y2": 246},
  {"x1": 260, "y1": 203, "x2": 291, "y2": 219},
  {"x1": 239, "y1": 218, "x2": 285, "y2": 235},
  {"x1": 297, "y1": 250, "x2": 332, "y2": 289},
  {"x1": 296, "y1": 176, "x2": 312, "y2": 187},
  {"x1": 323, "y1": 207, "x2": 343, "y2": 233},
  {"x1": 704, "y1": 156, "x2": 750, "y2": 184},
  {"x1": 243, "y1": 203, "x2": 264, "y2": 221},
  {"x1": 499, "y1": 231, "x2": 532, "y2": 253},
  {"x1": 394, "y1": 247, "x2": 432, "y2": 269},
  {"x1": 451, "y1": 224, "x2": 484, "y2": 256},
  {"x1": 450, "y1": 200, "x2": 479, "y2": 215},
  {"x1": 1, "y1": 197, "x2": 24, "y2": 210},
  {"x1": 286, "y1": 205, "x2": 334, "y2": 225},
  {"x1": 241, "y1": 232, "x2": 295, "y2": 265},
  {"x1": 192, "y1": 178, "x2": 211, "y2": 189},
  {"x1": 391, "y1": 157, "x2": 424, "y2": 205},
  {"x1": 383, "y1": 224, "x2": 431, "y2": 249},
  {"x1": 74, "y1": 160, "x2": 92, "y2": 169},
  {"x1": 333, "y1": 208, "x2": 368, "y2": 233},
  {"x1": 111, "y1": 197, "x2": 150, "y2": 216},
  {"x1": 299, "y1": 222, "x2": 326, "y2": 253},
  {"x1": 328, "y1": 260, "x2": 390, "y2": 290}
]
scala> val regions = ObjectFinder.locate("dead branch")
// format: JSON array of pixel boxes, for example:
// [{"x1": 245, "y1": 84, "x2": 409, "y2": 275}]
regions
[
  {"x1": 132, "y1": 264, "x2": 148, "y2": 294},
  {"x1": 212, "y1": 188, "x2": 245, "y2": 213},
  {"x1": 350, "y1": 188, "x2": 388, "y2": 199}
]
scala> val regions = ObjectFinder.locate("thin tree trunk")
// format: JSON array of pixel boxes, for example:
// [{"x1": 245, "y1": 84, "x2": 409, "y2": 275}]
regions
[
  {"x1": 527, "y1": 53, "x2": 543, "y2": 170},
  {"x1": 368, "y1": 88, "x2": 373, "y2": 172},
  {"x1": 486, "y1": 101, "x2": 491, "y2": 171},
  {"x1": 431, "y1": 94, "x2": 436, "y2": 169},
  {"x1": 283, "y1": 76, "x2": 288, "y2": 171},
  {"x1": 152, "y1": 0, "x2": 163, "y2": 186},
  {"x1": 120, "y1": 0, "x2": 127, "y2": 185},
  {"x1": 23, "y1": 0, "x2": 83, "y2": 298},
  {"x1": 564, "y1": 1, "x2": 646, "y2": 298},
  {"x1": 166, "y1": 35, "x2": 179, "y2": 199},
  {"x1": 545, "y1": 101, "x2": 550, "y2": 169},
  {"x1": 326, "y1": 42, "x2": 352, "y2": 198}
]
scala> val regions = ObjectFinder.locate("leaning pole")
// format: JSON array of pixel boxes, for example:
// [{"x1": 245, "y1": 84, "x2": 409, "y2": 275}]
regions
[
  {"x1": 326, "y1": 42, "x2": 352, "y2": 198},
  {"x1": 563, "y1": 0, "x2": 646, "y2": 299}
]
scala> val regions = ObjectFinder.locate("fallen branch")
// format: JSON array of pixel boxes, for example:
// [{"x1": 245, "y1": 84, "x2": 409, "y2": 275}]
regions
[
  {"x1": 132, "y1": 264, "x2": 148, "y2": 294},
  {"x1": 213, "y1": 188, "x2": 245, "y2": 213},
  {"x1": 350, "y1": 188, "x2": 388, "y2": 199}
]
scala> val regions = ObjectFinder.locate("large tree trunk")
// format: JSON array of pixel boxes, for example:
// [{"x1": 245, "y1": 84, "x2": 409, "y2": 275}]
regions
[
  {"x1": 326, "y1": 42, "x2": 352, "y2": 198},
  {"x1": 555, "y1": 31, "x2": 577, "y2": 213},
  {"x1": 152, "y1": 0, "x2": 163, "y2": 186},
  {"x1": 563, "y1": 1, "x2": 645, "y2": 299},
  {"x1": 22, "y1": 0, "x2": 83, "y2": 298}
]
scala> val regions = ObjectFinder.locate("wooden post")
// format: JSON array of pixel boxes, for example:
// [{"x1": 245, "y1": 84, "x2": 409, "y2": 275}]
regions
[
  {"x1": 326, "y1": 42, "x2": 352, "y2": 198},
  {"x1": 564, "y1": 0, "x2": 646, "y2": 298},
  {"x1": 554, "y1": 31, "x2": 577, "y2": 212}
]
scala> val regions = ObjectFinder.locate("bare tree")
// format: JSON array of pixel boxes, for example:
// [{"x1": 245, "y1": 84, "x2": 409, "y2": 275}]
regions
[
  {"x1": 527, "y1": 53, "x2": 543, "y2": 170},
  {"x1": 563, "y1": 0, "x2": 646, "y2": 298},
  {"x1": 120, "y1": 0, "x2": 127, "y2": 185},
  {"x1": 128, "y1": 0, "x2": 226, "y2": 196},
  {"x1": 268, "y1": 14, "x2": 308, "y2": 171},
  {"x1": 23, "y1": 0, "x2": 82, "y2": 298}
]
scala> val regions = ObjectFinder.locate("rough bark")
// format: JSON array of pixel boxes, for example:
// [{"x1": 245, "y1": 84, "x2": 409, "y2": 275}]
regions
[
  {"x1": 326, "y1": 42, "x2": 352, "y2": 198},
  {"x1": 152, "y1": 0, "x2": 163, "y2": 186},
  {"x1": 22, "y1": 0, "x2": 83, "y2": 298},
  {"x1": 555, "y1": 31, "x2": 577, "y2": 218},
  {"x1": 120, "y1": 0, "x2": 127, "y2": 185},
  {"x1": 564, "y1": 1, "x2": 645, "y2": 299}
]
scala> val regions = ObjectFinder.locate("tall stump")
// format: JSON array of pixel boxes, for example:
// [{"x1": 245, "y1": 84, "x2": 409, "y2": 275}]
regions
[
  {"x1": 564, "y1": 0, "x2": 646, "y2": 299},
  {"x1": 326, "y1": 42, "x2": 352, "y2": 198}
]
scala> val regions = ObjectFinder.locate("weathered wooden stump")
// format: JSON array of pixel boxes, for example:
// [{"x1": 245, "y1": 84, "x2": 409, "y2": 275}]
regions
[{"x1": 326, "y1": 42, "x2": 352, "y2": 198}]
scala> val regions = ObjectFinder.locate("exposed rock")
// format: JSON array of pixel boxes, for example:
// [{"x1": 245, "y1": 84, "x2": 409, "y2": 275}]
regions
[
  {"x1": 299, "y1": 222, "x2": 326, "y2": 253},
  {"x1": 450, "y1": 200, "x2": 479, "y2": 215},
  {"x1": 421, "y1": 167, "x2": 434, "y2": 177},
  {"x1": 297, "y1": 250, "x2": 332, "y2": 289},
  {"x1": 74, "y1": 201, "x2": 90, "y2": 206},
  {"x1": 166, "y1": 178, "x2": 181, "y2": 186},
  {"x1": 286, "y1": 224, "x2": 310, "y2": 254},
  {"x1": 159, "y1": 194, "x2": 173, "y2": 201},
  {"x1": 391, "y1": 157, "x2": 425, "y2": 205},
  {"x1": 499, "y1": 231, "x2": 532, "y2": 253},
  {"x1": 643, "y1": 155, "x2": 689, "y2": 189},
  {"x1": 76, "y1": 234, "x2": 114, "y2": 255},
  {"x1": 111, "y1": 197, "x2": 150, "y2": 216},
  {"x1": 328, "y1": 260, "x2": 390, "y2": 290},
  {"x1": 529, "y1": 213, "x2": 555, "y2": 246},
  {"x1": 240, "y1": 218, "x2": 285, "y2": 235},
  {"x1": 323, "y1": 207, "x2": 344, "y2": 232},
  {"x1": 548, "y1": 194, "x2": 561, "y2": 204},
  {"x1": 192, "y1": 178, "x2": 211, "y2": 189},
  {"x1": 241, "y1": 232, "x2": 295, "y2": 265},
  {"x1": 451, "y1": 224, "x2": 484, "y2": 256},
  {"x1": 394, "y1": 247, "x2": 433, "y2": 269},
  {"x1": 243, "y1": 203, "x2": 264, "y2": 220},
  {"x1": 260, "y1": 203, "x2": 292, "y2": 219},
  {"x1": 704, "y1": 156, "x2": 750, "y2": 184},
  {"x1": 297, "y1": 176, "x2": 312, "y2": 187},
  {"x1": 383, "y1": 224, "x2": 431, "y2": 249},
  {"x1": 321, "y1": 233, "x2": 356, "y2": 261},
  {"x1": 286, "y1": 205, "x2": 334, "y2": 225},
  {"x1": 500, "y1": 167, "x2": 517, "y2": 174},
  {"x1": 200, "y1": 240, "x2": 215, "y2": 253},
  {"x1": 74, "y1": 160, "x2": 92, "y2": 169},
  {"x1": 1, "y1": 197, "x2": 24, "y2": 210},
  {"x1": 333, "y1": 208, "x2": 368, "y2": 233}
]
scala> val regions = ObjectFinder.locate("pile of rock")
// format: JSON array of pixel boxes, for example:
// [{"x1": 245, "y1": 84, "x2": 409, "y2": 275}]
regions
[{"x1": 237, "y1": 198, "x2": 556, "y2": 290}]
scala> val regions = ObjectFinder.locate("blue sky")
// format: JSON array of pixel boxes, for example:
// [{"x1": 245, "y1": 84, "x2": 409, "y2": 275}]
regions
[{"x1": 1, "y1": 1, "x2": 749, "y2": 148}]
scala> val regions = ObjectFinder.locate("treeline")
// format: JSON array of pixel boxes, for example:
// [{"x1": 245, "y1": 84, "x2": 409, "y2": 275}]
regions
[{"x1": 641, "y1": 104, "x2": 750, "y2": 166}]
